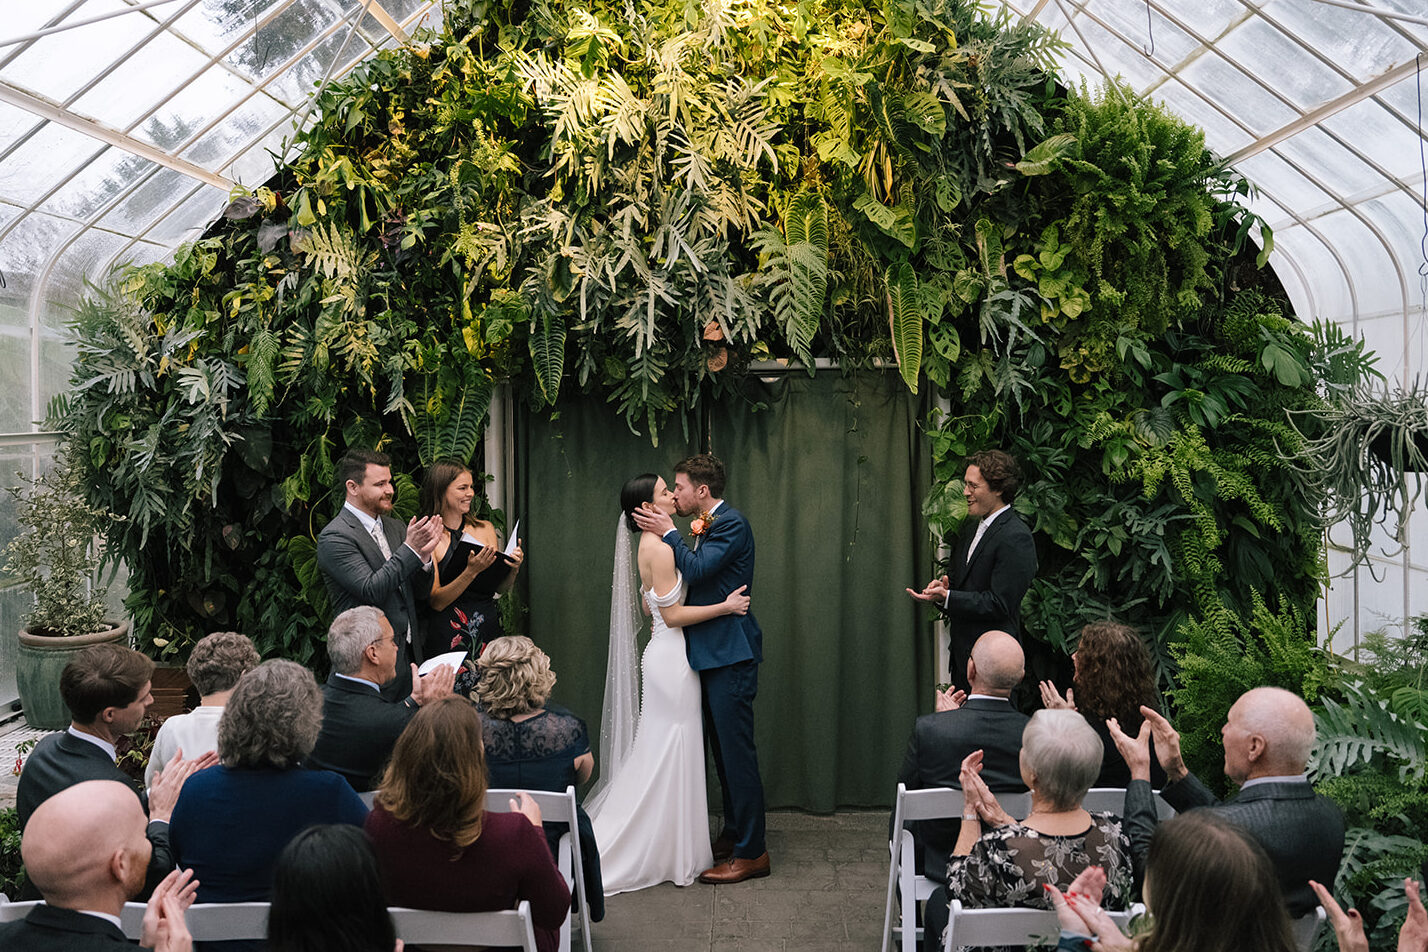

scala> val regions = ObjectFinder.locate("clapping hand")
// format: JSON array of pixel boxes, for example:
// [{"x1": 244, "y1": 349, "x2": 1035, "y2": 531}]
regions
[
  {"x1": 907, "y1": 575, "x2": 951, "y2": 604},
  {"x1": 959, "y1": 751, "x2": 1013, "y2": 828},
  {"x1": 1105, "y1": 717, "x2": 1153, "y2": 783},
  {"x1": 1039, "y1": 680, "x2": 1076, "y2": 710},
  {"x1": 464, "y1": 541, "x2": 499, "y2": 575},
  {"x1": 935, "y1": 687, "x2": 966, "y2": 712},
  {"x1": 411, "y1": 663, "x2": 455, "y2": 706},
  {"x1": 141, "y1": 867, "x2": 199, "y2": 952},
  {"x1": 1045, "y1": 883, "x2": 1133, "y2": 951},
  {"x1": 1310, "y1": 877, "x2": 1428, "y2": 952},
  {"x1": 405, "y1": 515, "x2": 445, "y2": 560},
  {"x1": 1137, "y1": 705, "x2": 1188, "y2": 782}
]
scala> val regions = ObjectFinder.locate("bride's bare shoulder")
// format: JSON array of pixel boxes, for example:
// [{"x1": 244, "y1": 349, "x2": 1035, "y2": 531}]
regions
[{"x1": 638, "y1": 532, "x2": 673, "y2": 560}]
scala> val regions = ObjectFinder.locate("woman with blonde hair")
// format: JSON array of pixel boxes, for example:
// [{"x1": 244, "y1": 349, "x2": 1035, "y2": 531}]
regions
[
  {"x1": 365, "y1": 696, "x2": 569, "y2": 952},
  {"x1": 475, "y1": 635, "x2": 603, "y2": 921}
]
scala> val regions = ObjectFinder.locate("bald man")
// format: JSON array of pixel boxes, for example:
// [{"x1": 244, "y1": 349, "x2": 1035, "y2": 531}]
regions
[
  {"x1": 0, "y1": 780, "x2": 196, "y2": 951},
  {"x1": 1110, "y1": 686, "x2": 1345, "y2": 917},
  {"x1": 896, "y1": 631, "x2": 1031, "y2": 879}
]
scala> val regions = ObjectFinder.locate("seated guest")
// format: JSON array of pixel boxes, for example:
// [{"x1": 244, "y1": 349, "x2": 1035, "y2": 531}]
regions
[
  {"x1": 1039, "y1": 620, "x2": 1167, "y2": 788},
  {"x1": 1049, "y1": 810, "x2": 1300, "y2": 952},
  {"x1": 146, "y1": 631, "x2": 259, "y2": 787},
  {"x1": 924, "y1": 710, "x2": 1134, "y2": 952},
  {"x1": 169, "y1": 659, "x2": 368, "y2": 908},
  {"x1": 268, "y1": 825, "x2": 399, "y2": 952},
  {"x1": 1109, "y1": 685, "x2": 1345, "y2": 918},
  {"x1": 16, "y1": 643, "x2": 214, "y2": 897},
  {"x1": 366, "y1": 696, "x2": 571, "y2": 952},
  {"x1": 307, "y1": 606, "x2": 456, "y2": 792},
  {"x1": 897, "y1": 630, "x2": 1029, "y2": 880},
  {"x1": 477, "y1": 635, "x2": 603, "y2": 921},
  {"x1": 0, "y1": 780, "x2": 196, "y2": 952}
]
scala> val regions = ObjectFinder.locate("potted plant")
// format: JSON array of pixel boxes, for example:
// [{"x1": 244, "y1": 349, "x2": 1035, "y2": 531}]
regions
[{"x1": 3, "y1": 451, "x2": 128, "y2": 729}]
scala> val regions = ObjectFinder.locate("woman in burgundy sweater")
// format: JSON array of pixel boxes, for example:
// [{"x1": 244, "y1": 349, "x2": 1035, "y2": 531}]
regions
[{"x1": 364, "y1": 696, "x2": 571, "y2": 952}]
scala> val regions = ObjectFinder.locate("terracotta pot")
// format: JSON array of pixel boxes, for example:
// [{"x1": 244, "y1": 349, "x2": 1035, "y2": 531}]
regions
[{"x1": 16, "y1": 621, "x2": 131, "y2": 730}]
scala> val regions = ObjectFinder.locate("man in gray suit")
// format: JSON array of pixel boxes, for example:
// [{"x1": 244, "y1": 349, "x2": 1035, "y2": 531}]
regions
[
  {"x1": 317, "y1": 449, "x2": 444, "y2": 699},
  {"x1": 896, "y1": 630, "x2": 1030, "y2": 879},
  {"x1": 1112, "y1": 685, "x2": 1344, "y2": 918}
]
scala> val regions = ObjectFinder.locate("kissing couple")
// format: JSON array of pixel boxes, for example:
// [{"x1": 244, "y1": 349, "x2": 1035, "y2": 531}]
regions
[{"x1": 583, "y1": 454, "x2": 771, "y2": 891}]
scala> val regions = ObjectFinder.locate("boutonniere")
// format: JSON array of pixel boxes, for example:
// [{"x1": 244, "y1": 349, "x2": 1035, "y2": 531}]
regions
[{"x1": 690, "y1": 510, "x2": 716, "y2": 536}]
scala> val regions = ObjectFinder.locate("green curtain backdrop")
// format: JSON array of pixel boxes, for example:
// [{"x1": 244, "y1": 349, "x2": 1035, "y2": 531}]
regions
[{"x1": 516, "y1": 370, "x2": 931, "y2": 811}]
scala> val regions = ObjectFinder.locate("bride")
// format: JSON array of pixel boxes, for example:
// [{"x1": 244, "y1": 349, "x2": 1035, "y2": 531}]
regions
[{"x1": 584, "y1": 473, "x2": 750, "y2": 893}]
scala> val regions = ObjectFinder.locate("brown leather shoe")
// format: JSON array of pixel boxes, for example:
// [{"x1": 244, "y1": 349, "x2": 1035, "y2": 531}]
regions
[
  {"x1": 710, "y1": 832, "x2": 737, "y2": 863},
  {"x1": 698, "y1": 852, "x2": 771, "y2": 884}
]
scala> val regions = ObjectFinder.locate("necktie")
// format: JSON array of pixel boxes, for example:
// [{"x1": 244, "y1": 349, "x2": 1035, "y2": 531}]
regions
[
  {"x1": 370, "y1": 520, "x2": 393, "y2": 560},
  {"x1": 966, "y1": 517, "x2": 989, "y2": 560}
]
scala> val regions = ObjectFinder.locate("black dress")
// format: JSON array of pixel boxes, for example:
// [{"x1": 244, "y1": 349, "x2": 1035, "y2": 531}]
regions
[{"x1": 420, "y1": 527, "x2": 507, "y2": 691}]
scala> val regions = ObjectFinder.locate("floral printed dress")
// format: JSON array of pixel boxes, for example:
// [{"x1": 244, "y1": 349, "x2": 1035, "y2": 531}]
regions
[
  {"x1": 940, "y1": 812, "x2": 1133, "y2": 952},
  {"x1": 420, "y1": 527, "x2": 504, "y2": 694}
]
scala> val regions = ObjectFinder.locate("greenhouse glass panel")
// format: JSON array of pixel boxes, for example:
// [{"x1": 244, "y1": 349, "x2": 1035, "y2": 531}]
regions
[
  {"x1": 1214, "y1": 17, "x2": 1351, "y2": 112},
  {"x1": 38, "y1": 336, "x2": 75, "y2": 421},
  {"x1": 1315, "y1": 211, "x2": 1404, "y2": 317},
  {"x1": 266, "y1": 27, "x2": 370, "y2": 107},
  {"x1": 1176, "y1": 55, "x2": 1297, "y2": 135},
  {"x1": 38, "y1": 149, "x2": 158, "y2": 222},
  {"x1": 41, "y1": 230, "x2": 130, "y2": 329},
  {"x1": 226, "y1": 127, "x2": 290, "y2": 185},
  {"x1": 0, "y1": 101, "x2": 43, "y2": 155},
  {"x1": 94, "y1": 166, "x2": 201, "y2": 235},
  {"x1": 1153, "y1": 0, "x2": 1243, "y2": 42},
  {"x1": 1274, "y1": 128, "x2": 1387, "y2": 200},
  {"x1": 1080, "y1": 0, "x2": 1200, "y2": 65},
  {"x1": 0, "y1": 441, "x2": 59, "y2": 704},
  {"x1": 1376, "y1": 0, "x2": 1428, "y2": 45},
  {"x1": 0, "y1": 333, "x2": 31, "y2": 434},
  {"x1": 1320, "y1": 96, "x2": 1426, "y2": 182},
  {"x1": 180, "y1": 92, "x2": 290, "y2": 167},
  {"x1": 170, "y1": 0, "x2": 295, "y2": 58},
  {"x1": 1, "y1": 1, "x2": 158, "y2": 104},
  {"x1": 134, "y1": 62, "x2": 260, "y2": 150},
  {"x1": 1152, "y1": 78, "x2": 1254, "y2": 153},
  {"x1": 222, "y1": 0, "x2": 347, "y2": 86},
  {"x1": 143, "y1": 183, "x2": 226, "y2": 245},
  {"x1": 1355, "y1": 312, "x2": 1410, "y2": 382},
  {"x1": 1234, "y1": 150, "x2": 1337, "y2": 219},
  {"x1": 1263, "y1": 0, "x2": 1418, "y2": 83},
  {"x1": 1271, "y1": 227, "x2": 1351, "y2": 319},
  {"x1": 68, "y1": 32, "x2": 210, "y2": 132},
  {"x1": 0, "y1": 121, "x2": 106, "y2": 206},
  {"x1": 1322, "y1": 547, "x2": 1357, "y2": 653}
]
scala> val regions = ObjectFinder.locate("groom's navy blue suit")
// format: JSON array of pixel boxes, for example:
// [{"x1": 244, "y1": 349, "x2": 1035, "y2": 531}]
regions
[{"x1": 662, "y1": 502, "x2": 766, "y2": 859}]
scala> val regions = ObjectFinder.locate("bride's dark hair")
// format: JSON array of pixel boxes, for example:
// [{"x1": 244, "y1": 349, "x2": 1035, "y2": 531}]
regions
[{"x1": 620, "y1": 473, "x2": 660, "y2": 532}]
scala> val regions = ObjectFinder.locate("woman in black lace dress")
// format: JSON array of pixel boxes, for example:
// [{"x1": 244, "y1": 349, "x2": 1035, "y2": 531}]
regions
[
  {"x1": 923, "y1": 709, "x2": 1136, "y2": 952},
  {"x1": 476, "y1": 636, "x2": 604, "y2": 921},
  {"x1": 417, "y1": 460, "x2": 523, "y2": 692}
]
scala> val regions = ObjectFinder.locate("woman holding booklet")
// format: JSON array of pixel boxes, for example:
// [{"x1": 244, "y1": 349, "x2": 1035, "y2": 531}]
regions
[{"x1": 418, "y1": 460, "x2": 524, "y2": 691}]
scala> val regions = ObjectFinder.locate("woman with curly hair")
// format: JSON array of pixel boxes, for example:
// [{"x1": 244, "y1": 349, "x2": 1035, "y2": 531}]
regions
[
  {"x1": 1039, "y1": 621, "x2": 1166, "y2": 788},
  {"x1": 168, "y1": 660, "x2": 368, "y2": 935},
  {"x1": 365, "y1": 696, "x2": 570, "y2": 952}
]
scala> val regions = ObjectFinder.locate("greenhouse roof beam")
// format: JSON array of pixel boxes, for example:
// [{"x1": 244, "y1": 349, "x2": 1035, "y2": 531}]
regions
[
  {"x1": 0, "y1": 0, "x2": 189, "y2": 48},
  {"x1": 0, "y1": 80, "x2": 233, "y2": 190},
  {"x1": 1304, "y1": 0, "x2": 1428, "y2": 29},
  {"x1": 367, "y1": 2, "x2": 413, "y2": 45},
  {"x1": 1223, "y1": 57, "x2": 1427, "y2": 165},
  {"x1": 0, "y1": 2, "x2": 86, "y2": 69}
]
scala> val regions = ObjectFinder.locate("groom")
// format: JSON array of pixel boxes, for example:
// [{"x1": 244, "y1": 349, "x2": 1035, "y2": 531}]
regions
[{"x1": 633, "y1": 454, "x2": 770, "y2": 883}]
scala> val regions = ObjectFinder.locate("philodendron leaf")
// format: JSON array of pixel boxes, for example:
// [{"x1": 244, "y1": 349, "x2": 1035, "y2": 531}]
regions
[
  {"x1": 854, "y1": 191, "x2": 916, "y2": 247},
  {"x1": 1014, "y1": 133, "x2": 1078, "y2": 175},
  {"x1": 887, "y1": 261, "x2": 922, "y2": 394}
]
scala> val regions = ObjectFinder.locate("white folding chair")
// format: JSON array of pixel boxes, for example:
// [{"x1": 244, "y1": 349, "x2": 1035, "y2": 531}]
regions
[
  {"x1": 1080, "y1": 787, "x2": 1177, "y2": 819},
  {"x1": 486, "y1": 786, "x2": 593, "y2": 952},
  {"x1": 1291, "y1": 906, "x2": 1327, "y2": 952},
  {"x1": 0, "y1": 900, "x2": 149, "y2": 939},
  {"x1": 358, "y1": 790, "x2": 378, "y2": 808},
  {"x1": 881, "y1": 784, "x2": 1033, "y2": 952},
  {"x1": 391, "y1": 901, "x2": 539, "y2": 952},
  {"x1": 0, "y1": 899, "x2": 37, "y2": 923},
  {"x1": 942, "y1": 900, "x2": 1144, "y2": 949},
  {"x1": 185, "y1": 902, "x2": 272, "y2": 941}
]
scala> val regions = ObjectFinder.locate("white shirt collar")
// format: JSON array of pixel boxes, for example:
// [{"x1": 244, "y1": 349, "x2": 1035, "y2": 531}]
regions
[
  {"x1": 73, "y1": 910, "x2": 123, "y2": 928},
  {"x1": 1241, "y1": 773, "x2": 1309, "y2": 789},
  {"x1": 67, "y1": 726, "x2": 117, "y2": 762},
  {"x1": 708, "y1": 500, "x2": 725, "y2": 515},
  {"x1": 334, "y1": 672, "x2": 382, "y2": 692},
  {"x1": 966, "y1": 694, "x2": 1012, "y2": 702},
  {"x1": 981, "y1": 504, "x2": 1009, "y2": 526},
  {"x1": 344, "y1": 501, "x2": 381, "y2": 534}
]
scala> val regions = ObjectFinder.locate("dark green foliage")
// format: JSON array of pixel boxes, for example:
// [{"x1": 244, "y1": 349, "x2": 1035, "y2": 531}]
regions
[{"x1": 0, "y1": 806, "x2": 24, "y2": 899}]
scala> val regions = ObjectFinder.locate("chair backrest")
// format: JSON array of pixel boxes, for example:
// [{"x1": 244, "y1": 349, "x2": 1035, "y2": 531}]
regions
[
  {"x1": 944, "y1": 900, "x2": 1144, "y2": 949},
  {"x1": 0, "y1": 900, "x2": 37, "y2": 923},
  {"x1": 1081, "y1": 787, "x2": 1177, "y2": 819},
  {"x1": 485, "y1": 787, "x2": 576, "y2": 824},
  {"x1": 0, "y1": 901, "x2": 146, "y2": 939},
  {"x1": 359, "y1": 790, "x2": 378, "y2": 808},
  {"x1": 390, "y1": 901, "x2": 539, "y2": 952},
  {"x1": 1291, "y1": 906, "x2": 1326, "y2": 952},
  {"x1": 186, "y1": 902, "x2": 271, "y2": 941},
  {"x1": 485, "y1": 786, "x2": 591, "y2": 952},
  {"x1": 899, "y1": 786, "x2": 1034, "y2": 824}
]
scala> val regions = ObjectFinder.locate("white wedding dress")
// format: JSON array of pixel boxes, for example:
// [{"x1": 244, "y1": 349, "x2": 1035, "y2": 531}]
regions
[{"x1": 585, "y1": 572, "x2": 713, "y2": 893}]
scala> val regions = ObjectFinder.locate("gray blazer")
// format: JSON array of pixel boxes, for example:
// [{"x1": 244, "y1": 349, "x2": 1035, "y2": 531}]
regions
[
  {"x1": 1142, "y1": 772, "x2": 1345, "y2": 917},
  {"x1": 317, "y1": 507, "x2": 430, "y2": 668}
]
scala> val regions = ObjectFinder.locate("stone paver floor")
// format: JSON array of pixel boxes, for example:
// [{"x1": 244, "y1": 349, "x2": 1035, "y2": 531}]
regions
[{"x1": 592, "y1": 812, "x2": 888, "y2": 952}]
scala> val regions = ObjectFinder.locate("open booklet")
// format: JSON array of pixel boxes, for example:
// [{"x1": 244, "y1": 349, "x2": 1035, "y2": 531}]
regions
[
  {"x1": 417, "y1": 650, "x2": 468, "y2": 676},
  {"x1": 448, "y1": 518, "x2": 520, "y2": 591}
]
